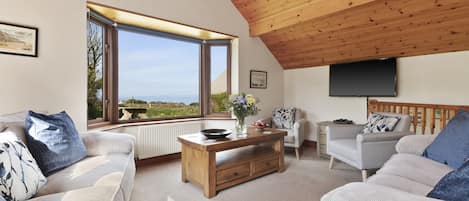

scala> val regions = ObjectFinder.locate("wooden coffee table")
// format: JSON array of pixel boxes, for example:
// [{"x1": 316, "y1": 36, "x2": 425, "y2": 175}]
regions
[{"x1": 177, "y1": 128, "x2": 287, "y2": 198}]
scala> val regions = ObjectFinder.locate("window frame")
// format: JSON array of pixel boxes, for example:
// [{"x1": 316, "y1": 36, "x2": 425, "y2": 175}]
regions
[
  {"x1": 204, "y1": 42, "x2": 232, "y2": 117},
  {"x1": 87, "y1": 16, "x2": 112, "y2": 125},
  {"x1": 87, "y1": 12, "x2": 233, "y2": 127}
]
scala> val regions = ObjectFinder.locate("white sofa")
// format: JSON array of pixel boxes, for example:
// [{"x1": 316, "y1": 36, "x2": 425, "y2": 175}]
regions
[
  {"x1": 1, "y1": 121, "x2": 136, "y2": 201},
  {"x1": 321, "y1": 134, "x2": 451, "y2": 201}
]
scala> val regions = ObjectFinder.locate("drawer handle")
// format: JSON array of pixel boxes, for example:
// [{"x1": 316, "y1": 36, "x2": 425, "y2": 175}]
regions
[
  {"x1": 265, "y1": 162, "x2": 271, "y2": 166},
  {"x1": 233, "y1": 172, "x2": 238, "y2": 176}
]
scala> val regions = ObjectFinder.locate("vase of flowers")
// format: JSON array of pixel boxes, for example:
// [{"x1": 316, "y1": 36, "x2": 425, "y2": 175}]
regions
[{"x1": 228, "y1": 93, "x2": 259, "y2": 135}]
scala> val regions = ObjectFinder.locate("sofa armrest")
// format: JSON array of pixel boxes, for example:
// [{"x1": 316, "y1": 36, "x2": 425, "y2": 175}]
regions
[
  {"x1": 395, "y1": 134, "x2": 436, "y2": 155},
  {"x1": 81, "y1": 131, "x2": 136, "y2": 156},
  {"x1": 327, "y1": 124, "x2": 365, "y2": 141},
  {"x1": 293, "y1": 119, "x2": 306, "y2": 146},
  {"x1": 357, "y1": 132, "x2": 413, "y2": 143}
]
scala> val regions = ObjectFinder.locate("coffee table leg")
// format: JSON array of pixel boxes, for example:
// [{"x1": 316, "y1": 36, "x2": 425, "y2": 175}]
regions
[
  {"x1": 181, "y1": 145, "x2": 188, "y2": 183},
  {"x1": 203, "y1": 151, "x2": 216, "y2": 198},
  {"x1": 274, "y1": 138, "x2": 285, "y2": 172}
]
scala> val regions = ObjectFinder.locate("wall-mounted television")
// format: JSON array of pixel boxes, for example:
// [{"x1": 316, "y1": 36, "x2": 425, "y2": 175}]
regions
[{"x1": 329, "y1": 58, "x2": 397, "y2": 97}]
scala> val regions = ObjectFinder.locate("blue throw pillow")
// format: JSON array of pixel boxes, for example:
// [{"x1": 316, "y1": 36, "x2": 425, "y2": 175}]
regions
[
  {"x1": 25, "y1": 111, "x2": 87, "y2": 176},
  {"x1": 427, "y1": 160, "x2": 469, "y2": 201},
  {"x1": 422, "y1": 110, "x2": 469, "y2": 169}
]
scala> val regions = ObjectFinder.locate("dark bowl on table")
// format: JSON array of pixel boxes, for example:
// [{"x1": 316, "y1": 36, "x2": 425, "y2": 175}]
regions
[{"x1": 200, "y1": 129, "x2": 232, "y2": 139}]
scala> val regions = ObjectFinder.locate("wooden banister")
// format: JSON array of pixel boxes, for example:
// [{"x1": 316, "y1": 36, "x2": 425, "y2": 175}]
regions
[{"x1": 368, "y1": 99, "x2": 469, "y2": 135}]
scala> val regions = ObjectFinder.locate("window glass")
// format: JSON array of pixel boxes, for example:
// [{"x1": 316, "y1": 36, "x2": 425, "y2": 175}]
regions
[
  {"x1": 118, "y1": 30, "x2": 201, "y2": 120},
  {"x1": 87, "y1": 21, "x2": 105, "y2": 121},
  {"x1": 210, "y1": 45, "x2": 229, "y2": 113}
]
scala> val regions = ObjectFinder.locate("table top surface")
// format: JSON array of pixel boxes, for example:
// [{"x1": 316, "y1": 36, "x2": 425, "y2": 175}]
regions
[{"x1": 178, "y1": 128, "x2": 287, "y2": 152}]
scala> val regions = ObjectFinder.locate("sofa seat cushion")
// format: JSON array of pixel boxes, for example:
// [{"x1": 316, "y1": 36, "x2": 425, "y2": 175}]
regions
[
  {"x1": 320, "y1": 182, "x2": 441, "y2": 201},
  {"x1": 368, "y1": 174, "x2": 433, "y2": 196},
  {"x1": 36, "y1": 154, "x2": 132, "y2": 197},
  {"x1": 30, "y1": 186, "x2": 117, "y2": 201},
  {"x1": 377, "y1": 153, "x2": 453, "y2": 187},
  {"x1": 328, "y1": 139, "x2": 357, "y2": 161}
]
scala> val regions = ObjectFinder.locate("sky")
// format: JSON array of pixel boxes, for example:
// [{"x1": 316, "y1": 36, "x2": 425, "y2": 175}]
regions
[{"x1": 118, "y1": 29, "x2": 227, "y2": 103}]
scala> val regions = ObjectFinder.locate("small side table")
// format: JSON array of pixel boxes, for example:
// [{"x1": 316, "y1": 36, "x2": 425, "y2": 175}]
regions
[{"x1": 316, "y1": 121, "x2": 334, "y2": 158}]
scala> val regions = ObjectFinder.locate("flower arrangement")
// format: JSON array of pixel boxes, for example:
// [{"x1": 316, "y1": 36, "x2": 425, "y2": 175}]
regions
[{"x1": 227, "y1": 93, "x2": 259, "y2": 134}]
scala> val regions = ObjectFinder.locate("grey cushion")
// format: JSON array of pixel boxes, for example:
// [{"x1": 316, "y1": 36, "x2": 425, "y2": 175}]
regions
[
  {"x1": 25, "y1": 111, "x2": 87, "y2": 176},
  {"x1": 377, "y1": 153, "x2": 453, "y2": 187},
  {"x1": 368, "y1": 174, "x2": 433, "y2": 195}
]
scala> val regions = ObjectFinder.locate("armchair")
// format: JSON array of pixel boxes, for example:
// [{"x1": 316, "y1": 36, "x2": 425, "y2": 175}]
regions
[
  {"x1": 327, "y1": 112, "x2": 413, "y2": 181},
  {"x1": 263, "y1": 108, "x2": 306, "y2": 160}
]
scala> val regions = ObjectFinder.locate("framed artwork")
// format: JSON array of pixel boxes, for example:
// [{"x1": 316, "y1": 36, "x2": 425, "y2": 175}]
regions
[
  {"x1": 0, "y1": 22, "x2": 38, "y2": 57},
  {"x1": 250, "y1": 70, "x2": 267, "y2": 89}
]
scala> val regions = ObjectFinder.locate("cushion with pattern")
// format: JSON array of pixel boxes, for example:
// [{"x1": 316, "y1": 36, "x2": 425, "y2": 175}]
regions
[
  {"x1": 272, "y1": 108, "x2": 296, "y2": 129},
  {"x1": 362, "y1": 113, "x2": 401, "y2": 134},
  {"x1": 0, "y1": 127, "x2": 47, "y2": 201}
]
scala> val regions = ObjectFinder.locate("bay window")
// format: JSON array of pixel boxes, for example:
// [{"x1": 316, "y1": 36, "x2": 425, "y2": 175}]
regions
[{"x1": 87, "y1": 11, "x2": 232, "y2": 125}]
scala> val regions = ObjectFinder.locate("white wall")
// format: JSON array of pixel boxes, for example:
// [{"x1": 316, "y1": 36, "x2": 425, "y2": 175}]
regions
[
  {"x1": 0, "y1": 0, "x2": 87, "y2": 131},
  {"x1": 0, "y1": 0, "x2": 283, "y2": 131},
  {"x1": 284, "y1": 51, "x2": 469, "y2": 141}
]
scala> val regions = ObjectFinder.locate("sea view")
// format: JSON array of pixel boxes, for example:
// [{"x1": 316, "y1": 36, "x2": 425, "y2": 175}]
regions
[{"x1": 119, "y1": 95, "x2": 199, "y2": 105}]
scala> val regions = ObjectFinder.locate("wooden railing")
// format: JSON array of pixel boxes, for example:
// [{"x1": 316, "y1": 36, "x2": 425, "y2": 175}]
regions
[{"x1": 368, "y1": 99, "x2": 469, "y2": 135}]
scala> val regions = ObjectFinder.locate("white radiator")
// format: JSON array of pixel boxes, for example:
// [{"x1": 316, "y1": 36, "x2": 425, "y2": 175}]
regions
[{"x1": 136, "y1": 122, "x2": 202, "y2": 159}]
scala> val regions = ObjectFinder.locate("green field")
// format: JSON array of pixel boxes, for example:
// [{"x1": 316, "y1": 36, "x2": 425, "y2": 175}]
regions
[{"x1": 118, "y1": 92, "x2": 228, "y2": 120}]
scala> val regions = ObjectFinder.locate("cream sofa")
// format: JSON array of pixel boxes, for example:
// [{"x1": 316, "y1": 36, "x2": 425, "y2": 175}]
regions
[
  {"x1": 321, "y1": 134, "x2": 451, "y2": 201},
  {"x1": 1, "y1": 119, "x2": 136, "y2": 201}
]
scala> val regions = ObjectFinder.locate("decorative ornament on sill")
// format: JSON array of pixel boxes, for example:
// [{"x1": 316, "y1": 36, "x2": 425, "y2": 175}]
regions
[{"x1": 227, "y1": 93, "x2": 259, "y2": 136}]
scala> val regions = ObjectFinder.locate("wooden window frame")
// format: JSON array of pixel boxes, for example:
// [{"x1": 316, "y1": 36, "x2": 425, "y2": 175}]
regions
[
  {"x1": 87, "y1": 17, "x2": 112, "y2": 125},
  {"x1": 88, "y1": 13, "x2": 233, "y2": 128},
  {"x1": 203, "y1": 42, "x2": 232, "y2": 118}
]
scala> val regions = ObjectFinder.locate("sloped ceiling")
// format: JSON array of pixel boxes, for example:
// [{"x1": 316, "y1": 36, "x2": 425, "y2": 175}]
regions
[{"x1": 232, "y1": 0, "x2": 469, "y2": 69}]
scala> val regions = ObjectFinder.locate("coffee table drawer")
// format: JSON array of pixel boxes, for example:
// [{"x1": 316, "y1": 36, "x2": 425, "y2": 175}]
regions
[
  {"x1": 254, "y1": 157, "x2": 278, "y2": 174},
  {"x1": 216, "y1": 163, "x2": 250, "y2": 185}
]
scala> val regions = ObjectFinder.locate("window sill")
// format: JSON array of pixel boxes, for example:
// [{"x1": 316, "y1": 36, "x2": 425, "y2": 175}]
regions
[{"x1": 88, "y1": 116, "x2": 235, "y2": 132}]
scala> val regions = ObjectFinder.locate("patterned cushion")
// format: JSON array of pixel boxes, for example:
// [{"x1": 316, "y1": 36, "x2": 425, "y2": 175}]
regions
[
  {"x1": 272, "y1": 108, "x2": 296, "y2": 129},
  {"x1": 0, "y1": 127, "x2": 47, "y2": 201},
  {"x1": 362, "y1": 113, "x2": 401, "y2": 134}
]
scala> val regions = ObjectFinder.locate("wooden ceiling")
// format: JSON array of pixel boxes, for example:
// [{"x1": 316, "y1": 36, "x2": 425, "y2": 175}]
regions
[{"x1": 232, "y1": 0, "x2": 469, "y2": 69}]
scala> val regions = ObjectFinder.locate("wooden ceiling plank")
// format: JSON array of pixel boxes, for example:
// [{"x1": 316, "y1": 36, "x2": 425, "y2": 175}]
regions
[
  {"x1": 269, "y1": 8, "x2": 469, "y2": 56},
  {"x1": 281, "y1": 34, "x2": 469, "y2": 68},
  {"x1": 276, "y1": 24, "x2": 469, "y2": 63},
  {"x1": 263, "y1": 0, "x2": 466, "y2": 44},
  {"x1": 232, "y1": 0, "x2": 311, "y2": 23},
  {"x1": 248, "y1": 0, "x2": 377, "y2": 36}
]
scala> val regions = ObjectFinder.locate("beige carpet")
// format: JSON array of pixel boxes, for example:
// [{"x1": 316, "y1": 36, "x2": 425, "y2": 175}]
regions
[{"x1": 131, "y1": 147, "x2": 361, "y2": 201}]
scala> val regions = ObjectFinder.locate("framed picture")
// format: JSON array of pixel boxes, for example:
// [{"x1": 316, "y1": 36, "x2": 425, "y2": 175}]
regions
[
  {"x1": 250, "y1": 70, "x2": 267, "y2": 89},
  {"x1": 0, "y1": 22, "x2": 38, "y2": 57}
]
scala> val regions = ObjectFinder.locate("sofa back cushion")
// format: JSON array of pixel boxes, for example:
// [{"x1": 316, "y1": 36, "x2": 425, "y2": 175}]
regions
[
  {"x1": 423, "y1": 110, "x2": 469, "y2": 169},
  {"x1": 427, "y1": 160, "x2": 469, "y2": 200},
  {"x1": 25, "y1": 111, "x2": 87, "y2": 176},
  {"x1": 0, "y1": 127, "x2": 47, "y2": 201}
]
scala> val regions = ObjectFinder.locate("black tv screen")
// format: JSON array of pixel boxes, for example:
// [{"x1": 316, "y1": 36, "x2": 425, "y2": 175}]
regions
[{"x1": 329, "y1": 58, "x2": 397, "y2": 97}]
